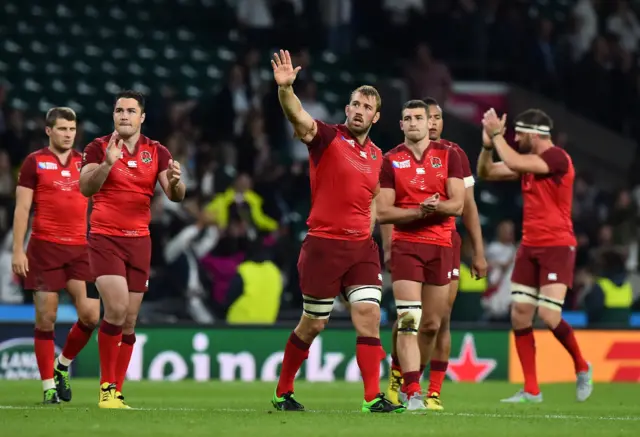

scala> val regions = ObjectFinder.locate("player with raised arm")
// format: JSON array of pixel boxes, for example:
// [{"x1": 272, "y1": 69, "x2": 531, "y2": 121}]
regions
[
  {"x1": 12, "y1": 107, "x2": 100, "y2": 404},
  {"x1": 377, "y1": 100, "x2": 465, "y2": 410},
  {"x1": 269, "y1": 50, "x2": 404, "y2": 414},
  {"x1": 384, "y1": 98, "x2": 487, "y2": 409},
  {"x1": 80, "y1": 90, "x2": 186, "y2": 409},
  {"x1": 478, "y1": 108, "x2": 592, "y2": 403}
]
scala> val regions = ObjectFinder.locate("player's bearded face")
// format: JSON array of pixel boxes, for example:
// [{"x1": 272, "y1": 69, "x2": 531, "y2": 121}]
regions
[
  {"x1": 114, "y1": 98, "x2": 145, "y2": 138},
  {"x1": 427, "y1": 106, "x2": 443, "y2": 141},
  {"x1": 400, "y1": 108, "x2": 428, "y2": 142},
  {"x1": 345, "y1": 92, "x2": 379, "y2": 135},
  {"x1": 46, "y1": 119, "x2": 76, "y2": 151},
  {"x1": 515, "y1": 132, "x2": 533, "y2": 153}
]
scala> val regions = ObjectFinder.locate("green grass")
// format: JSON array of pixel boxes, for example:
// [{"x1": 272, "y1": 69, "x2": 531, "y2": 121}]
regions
[{"x1": 0, "y1": 380, "x2": 638, "y2": 437}]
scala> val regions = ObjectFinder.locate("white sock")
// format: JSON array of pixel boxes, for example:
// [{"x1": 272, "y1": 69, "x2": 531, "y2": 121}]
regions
[
  {"x1": 57, "y1": 354, "x2": 72, "y2": 367},
  {"x1": 43, "y1": 379, "x2": 56, "y2": 391}
]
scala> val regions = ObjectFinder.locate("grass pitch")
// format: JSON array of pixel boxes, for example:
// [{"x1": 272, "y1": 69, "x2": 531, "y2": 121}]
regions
[{"x1": 0, "y1": 380, "x2": 638, "y2": 437}]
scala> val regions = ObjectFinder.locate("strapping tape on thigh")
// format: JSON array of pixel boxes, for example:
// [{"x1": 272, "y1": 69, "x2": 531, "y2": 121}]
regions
[
  {"x1": 345, "y1": 286, "x2": 381, "y2": 305},
  {"x1": 537, "y1": 295, "x2": 564, "y2": 311},
  {"x1": 511, "y1": 283, "x2": 539, "y2": 305},
  {"x1": 302, "y1": 295, "x2": 335, "y2": 319}
]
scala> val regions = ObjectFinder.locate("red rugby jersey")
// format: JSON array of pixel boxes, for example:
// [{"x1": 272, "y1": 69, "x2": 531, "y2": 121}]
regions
[
  {"x1": 82, "y1": 134, "x2": 171, "y2": 237},
  {"x1": 380, "y1": 141, "x2": 463, "y2": 246},
  {"x1": 521, "y1": 147, "x2": 576, "y2": 247},
  {"x1": 17, "y1": 148, "x2": 88, "y2": 245},
  {"x1": 439, "y1": 139, "x2": 475, "y2": 188},
  {"x1": 305, "y1": 120, "x2": 382, "y2": 241}
]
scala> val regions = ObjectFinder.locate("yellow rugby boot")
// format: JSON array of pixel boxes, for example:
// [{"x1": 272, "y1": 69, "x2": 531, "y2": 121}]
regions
[
  {"x1": 425, "y1": 392, "x2": 444, "y2": 411},
  {"x1": 386, "y1": 367, "x2": 403, "y2": 405}
]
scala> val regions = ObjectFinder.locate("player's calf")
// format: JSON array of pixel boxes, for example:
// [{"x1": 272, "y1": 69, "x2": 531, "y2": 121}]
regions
[
  {"x1": 34, "y1": 291, "x2": 59, "y2": 400},
  {"x1": 55, "y1": 290, "x2": 100, "y2": 402}
]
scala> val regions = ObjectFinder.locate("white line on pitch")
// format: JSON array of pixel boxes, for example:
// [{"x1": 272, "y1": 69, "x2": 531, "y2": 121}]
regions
[{"x1": 0, "y1": 405, "x2": 637, "y2": 422}]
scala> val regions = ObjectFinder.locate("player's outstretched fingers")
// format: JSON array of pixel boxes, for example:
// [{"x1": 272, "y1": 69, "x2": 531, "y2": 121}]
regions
[
  {"x1": 273, "y1": 52, "x2": 282, "y2": 67},
  {"x1": 285, "y1": 49, "x2": 292, "y2": 65},
  {"x1": 280, "y1": 49, "x2": 287, "y2": 65}
]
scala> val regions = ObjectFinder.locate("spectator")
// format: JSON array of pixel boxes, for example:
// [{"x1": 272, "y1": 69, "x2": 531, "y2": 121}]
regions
[
  {"x1": 606, "y1": 0, "x2": 640, "y2": 54},
  {"x1": 404, "y1": 43, "x2": 453, "y2": 104}
]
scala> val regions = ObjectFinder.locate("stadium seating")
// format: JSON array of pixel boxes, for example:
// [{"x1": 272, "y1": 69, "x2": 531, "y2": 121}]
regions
[{"x1": 1, "y1": 0, "x2": 395, "y2": 135}]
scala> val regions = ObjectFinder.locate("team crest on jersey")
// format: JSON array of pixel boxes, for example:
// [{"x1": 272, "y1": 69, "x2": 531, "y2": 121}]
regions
[
  {"x1": 75, "y1": 161, "x2": 81, "y2": 172},
  {"x1": 140, "y1": 151, "x2": 152, "y2": 164},
  {"x1": 370, "y1": 149, "x2": 377, "y2": 160},
  {"x1": 430, "y1": 156, "x2": 442, "y2": 168}
]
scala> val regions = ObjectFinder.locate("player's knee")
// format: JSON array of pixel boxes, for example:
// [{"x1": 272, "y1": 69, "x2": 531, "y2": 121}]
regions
[
  {"x1": 77, "y1": 303, "x2": 100, "y2": 330},
  {"x1": 351, "y1": 303, "x2": 380, "y2": 337},
  {"x1": 296, "y1": 317, "x2": 327, "y2": 342},
  {"x1": 510, "y1": 302, "x2": 535, "y2": 327},
  {"x1": 396, "y1": 300, "x2": 421, "y2": 335},
  {"x1": 36, "y1": 310, "x2": 57, "y2": 331},
  {"x1": 537, "y1": 305, "x2": 562, "y2": 328},
  {"x1": 418, "y1": 316, "x2": 441, "y2": 339}
]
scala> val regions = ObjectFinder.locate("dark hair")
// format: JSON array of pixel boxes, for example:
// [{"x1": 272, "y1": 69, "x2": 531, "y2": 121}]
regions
[
  {"x1": 515, "y1": 109, "x2": 553, "y2": 134},
  {"x1": 45, "y1": 107, "x2": 76, "y2": 128},
  {"x1": 422, "y1": 96, "x2": 439, "y2": 107},
  {"x1": 114, "y1": 90, "x2": 145, "y2": 113},
  {"x1": 350, "y1": 85, "x2": 382, "y2": 112},
  {"x1": 401, "y1": 99, "x2": 429, "y2": 115}
]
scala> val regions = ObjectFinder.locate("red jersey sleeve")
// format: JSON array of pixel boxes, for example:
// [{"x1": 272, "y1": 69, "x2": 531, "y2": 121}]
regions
[
  {"x1": 305, "y1": 120, "x2": 338, "y2": 151},
  {"x1": 82, "y1": 140, "x2": 105, "y2": 167},
  {"x1": 379, "y1": 155, "x2": 395, "y2": 189},
  {"x1": 17, "y1": 155, "x2": 37, "y2": 189},
  {"x1": 540, "y1": 147, "x2": 569, "y2": 176},
  {"x1": 447, "y1": 148, "x2": 464, "y2": 179},
  {"x1": 156, "y1": 144, "x2": 172, "y2": 172}
]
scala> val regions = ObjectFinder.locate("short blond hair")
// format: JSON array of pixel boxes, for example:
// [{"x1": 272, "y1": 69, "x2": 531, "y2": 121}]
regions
[
  {"x1": 350, "y1": 85, "x2": 382, "y2": 112},
  {"x1": 45, "y1": 107, "x2": 76, "y2": 128}
]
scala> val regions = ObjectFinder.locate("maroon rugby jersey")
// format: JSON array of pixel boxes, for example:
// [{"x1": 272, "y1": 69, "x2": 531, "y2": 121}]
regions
[
  {"x1": 18, "y1": 148, "x2": 88, "y2": 245},
  {"x1": 380, "y1": 141, "x2": 463, "y2": 246},
  {"x1": 82, "y1": 134, "x2": 171, "y2": 237}
]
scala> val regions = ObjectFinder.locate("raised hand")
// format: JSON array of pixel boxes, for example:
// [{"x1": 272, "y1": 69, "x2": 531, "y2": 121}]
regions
[
  {"x1": 167, "y1": 159, "x2": 182, "y2": 187},
  {"x1": 105, "y1": 131, "x2": 123, "y2": 166},
  {"x1": 482, "y1": 109, "x2": 507, "y2": 137},
  {"x1": 271, "y1": 49, "x2": 301, "y2": 87}
]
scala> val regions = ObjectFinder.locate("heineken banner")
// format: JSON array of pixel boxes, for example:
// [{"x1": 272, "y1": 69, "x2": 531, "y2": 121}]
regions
[{"x1": 0, "y1": 325, "x2": 508, "y2": 382}]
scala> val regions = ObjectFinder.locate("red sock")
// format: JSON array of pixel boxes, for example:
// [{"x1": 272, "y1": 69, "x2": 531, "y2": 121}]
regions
[
  {"x1": 514, "y1": 327, "x2": 539, "y2": 395},
  {"x1": 356, "y1": 336, "x2": 385, "y2": 402},
  {"x1": 116, "y1": 333, "x2": 136, "y2": 392},
  {"x1": 428, "y1": 360, "x2": 448, "y2": 395},
  {"x1": 391, "y1": 354, "x2": 402, "y2": 373},
  {"x1": 401, "y1": 371, "x2": 421, "y2": 396},
  {"x1": 34, "y1": 329, "x2": 55, "y2": 381},
  {"x1": 551, "y1": 319, "x2": 589, "y2": 373},
  {"x1": 276, "y1": 332, "x2": 310, "y2": 396},
  {"x1": 61, "y1": 321, "x2": 94, "y2": 362},
  {"x1": 98, "y1": 320, "x2": 122, "y2": 385}
]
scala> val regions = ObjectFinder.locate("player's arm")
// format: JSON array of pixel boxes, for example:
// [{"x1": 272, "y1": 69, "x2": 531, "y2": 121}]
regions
[
  {"x1": 491, "y1": 133, "x2": 557, "y2": 175},
  {"x1": 477, "y1": 147, "x2": 519, "y2": 181},
  {"x1": 278, "y1": 85, "x2": 318, "y2": 144},
  {"x1": 432, "y1": 149, "x2": 465, "y2": 216},
  {"x1": 377, "y1": 188, "x2": 423, "y2": 224},
  {"x1": 154, "y1": 145, "x2": 185, "y2": 202},
  {"x1": 376, "y1": 156, "x2": 424, "y2": 224},
  {"x1": 79, "y1": 137, "x2": 118, "y2": 197},
  {"x1": 12, "y1": 156, "x2": 37, "y2": 276},
  {"x1": 370, "y1": 185, "x2": 379, "y2": 235}
]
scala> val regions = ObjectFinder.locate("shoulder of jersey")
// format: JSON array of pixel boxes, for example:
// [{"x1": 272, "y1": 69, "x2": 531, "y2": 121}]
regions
[
  {"x1": 429, "y1": 140, "x2": 450, "y2": 150},
  {"x1": 27, "y1": 148, "x2": 48, "y2": 159},
  {"x1": 385, "y1": 143, "x2": 406, "y2": 158},
  {"x1": 440, "y1": 138, "x2": 461, "y2": 150}
]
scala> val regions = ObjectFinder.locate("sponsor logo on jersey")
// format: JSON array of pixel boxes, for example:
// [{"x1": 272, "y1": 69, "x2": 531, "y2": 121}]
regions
[
  {"x1": 38, "y1": 162, "x2": 58, "y2": 170},
  {"x1": 140, "y1": 150, "x2": 152, "y2": 164},
  {"x1": 127, "y1": 160, "x2": 138, "y2": 168},
  {"x1": 416, "y1": 167, "x2": 425, "y2": 174},
  {"x1": 392, "y1": 160, "x2": 411, "y2": 169},
  {"x1": 61, "y1": 170, "x2": 71, "y2": 177},
  {"x1": 359, "y1": 150, "x2": 367, "y2": 159}
]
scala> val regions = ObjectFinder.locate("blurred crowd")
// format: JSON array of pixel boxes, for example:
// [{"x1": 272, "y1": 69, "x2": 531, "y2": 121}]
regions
[{"x1": 1, "y1": 0, "x2": 640, "y2": 324}]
